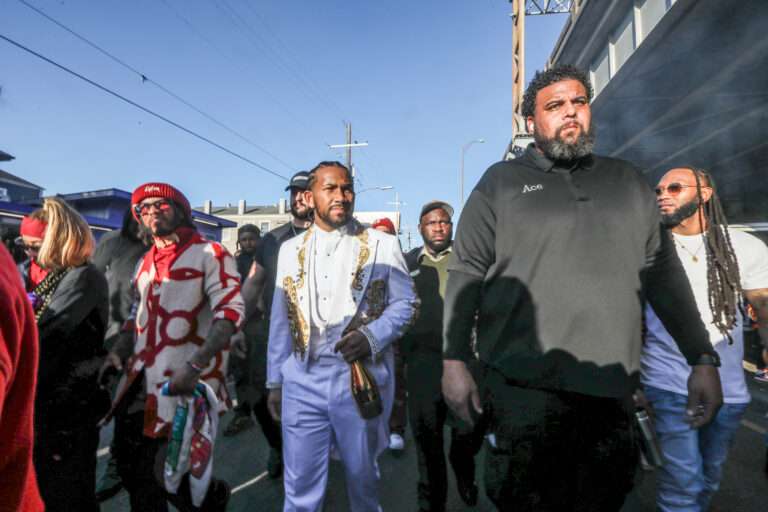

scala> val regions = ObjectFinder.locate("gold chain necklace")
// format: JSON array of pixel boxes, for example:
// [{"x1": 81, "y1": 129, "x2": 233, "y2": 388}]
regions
[
  {"x1": 671, "y1": 234, "x2": 704, "y2": 263},
  {"x1": 32, "y1": 267, "x2": 73, "y2": 321}
]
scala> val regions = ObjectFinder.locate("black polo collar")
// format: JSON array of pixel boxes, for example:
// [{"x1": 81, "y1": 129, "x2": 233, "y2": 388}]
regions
[{"x1": 524, "y1": 143, "x2": 594, "y2": 174}]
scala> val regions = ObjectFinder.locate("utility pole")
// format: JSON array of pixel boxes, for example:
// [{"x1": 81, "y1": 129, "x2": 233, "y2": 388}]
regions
[
  {"x1": 328, "y1": 123, "x2": 368, "y2": 178},
  {"x1": 505, "y1": 0, "x2": 574, "y2": 159},
  {"x1": 386, "y1": 192, "x2": 407, "y2": 232},
  {"x1": 400, "y1": 224, "x2": 417, "y2": 251},
  {"x1": 347, "y1": 123, "x2": 351, "y2": 171}
]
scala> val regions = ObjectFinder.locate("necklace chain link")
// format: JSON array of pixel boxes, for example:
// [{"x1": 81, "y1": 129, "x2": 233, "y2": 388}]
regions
[{"x1": 671, "y1": 234, "x2": 704, "y2": 263}]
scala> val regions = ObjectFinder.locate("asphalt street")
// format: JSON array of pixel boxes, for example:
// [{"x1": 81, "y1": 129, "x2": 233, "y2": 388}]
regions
[{"x1": 99, "y1": 370, "x2": 768, "y2": 511}]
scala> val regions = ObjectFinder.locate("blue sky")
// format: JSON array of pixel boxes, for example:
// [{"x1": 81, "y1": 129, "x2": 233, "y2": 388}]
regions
[{"x1": 0, "y1": 0, "x2": 567, "y2": 238}]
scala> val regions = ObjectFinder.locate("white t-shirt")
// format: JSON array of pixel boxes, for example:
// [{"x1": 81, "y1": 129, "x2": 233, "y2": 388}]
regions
[{"x1": 642, "y1": 228, "x2": 768, "y2": 403}]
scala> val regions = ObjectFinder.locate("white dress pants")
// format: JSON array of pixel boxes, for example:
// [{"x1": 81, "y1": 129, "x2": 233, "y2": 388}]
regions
[{"x1": 280, "y1": 356, "x2": 383, "y2": 512}]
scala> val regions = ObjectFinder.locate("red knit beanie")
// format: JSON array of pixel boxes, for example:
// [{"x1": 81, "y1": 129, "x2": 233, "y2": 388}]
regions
[
  {"x1": 131, "y1": 182, "x2": 191, "y2": 219},
  {"x1": 371, "y1": 217, "x2": 396, "y2": 234}
]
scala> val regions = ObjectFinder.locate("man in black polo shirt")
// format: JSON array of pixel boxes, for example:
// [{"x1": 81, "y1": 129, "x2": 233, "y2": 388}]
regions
[
  {"x1": 401, "y1": 200, "x2": 486, "y2": 511},
  {"x1": 441, "y1": 64, "x2": 723, "y2": 511},
  {"x1": 236, "y1": 171, "x2": 312, "y2": 478}
]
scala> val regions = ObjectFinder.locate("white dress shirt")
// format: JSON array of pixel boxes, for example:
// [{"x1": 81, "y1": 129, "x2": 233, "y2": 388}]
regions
[{"x1": 309, "y1": 224, "x2": 349, "y2": 359}]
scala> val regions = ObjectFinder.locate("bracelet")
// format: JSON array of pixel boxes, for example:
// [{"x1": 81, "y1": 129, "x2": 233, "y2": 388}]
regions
[
  {"x1": 186, "y1": 361, "x2": 203, "y2": 373},
  {"x1": 694, "y1": 353, "x2": 721, "y2": 367}
]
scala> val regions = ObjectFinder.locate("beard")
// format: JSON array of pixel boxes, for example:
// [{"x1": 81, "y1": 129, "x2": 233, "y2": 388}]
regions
[
  {"x1": 661, "y1": 196, "x2": 701, "y2": 228},
  {"x1": 534, "y1": 121, "x2": 597, "y2": 162},
  {"x1": 291, "y1": 202, "x2": 311, "y2": 220},
  {"x1": 137, "y1": 210, "x2": 182, "y2": 244},
  {"x1": 316, "y1": 202, "x2": 352, "y2": 230},
  {"x1": 424, "y1": 237, "x2": 451, "y2": 254}
]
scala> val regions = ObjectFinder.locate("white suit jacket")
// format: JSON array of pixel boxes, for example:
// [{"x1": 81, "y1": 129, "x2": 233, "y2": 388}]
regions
[{"x1": 266, "y1": 220, "x2": 419, "y2": 388}]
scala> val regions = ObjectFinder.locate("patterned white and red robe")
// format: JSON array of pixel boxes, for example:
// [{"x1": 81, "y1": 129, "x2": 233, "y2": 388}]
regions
[{"x1": 105, "y1": 228, "x2": 244, "y2": 438}]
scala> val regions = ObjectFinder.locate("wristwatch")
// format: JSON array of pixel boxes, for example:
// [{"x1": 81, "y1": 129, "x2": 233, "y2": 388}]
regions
[{"x1": 694, "y1": 353, "x2": 721, "y2": 367}]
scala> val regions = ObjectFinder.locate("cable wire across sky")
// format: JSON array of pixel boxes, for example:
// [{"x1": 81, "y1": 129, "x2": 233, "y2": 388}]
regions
[
  {"x1": 16, "y1": 0, "x2": 298, "y2": 174},
  {"x1": 0, "y1": 34, "x2": 290, "y2": 182}
]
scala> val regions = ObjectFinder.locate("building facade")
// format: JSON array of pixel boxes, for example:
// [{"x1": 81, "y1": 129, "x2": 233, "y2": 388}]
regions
[{"x1": 517, "y1": 0, "x2": 768, "y2": 235}]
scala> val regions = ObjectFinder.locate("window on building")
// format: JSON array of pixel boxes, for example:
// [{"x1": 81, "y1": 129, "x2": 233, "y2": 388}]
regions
[
  {"x1": 260, "y1": 221, "x2": 270, "y2": 233},
  {"x1": 639, "y1": 0, "x2": 670, "y2": 41},
  {"x1": 222, "y1": 228, "x2": 231, "y2": 241},
  {"x1": 613, "y1": 11, "x2": 635, "y2": 75},
  {"x1": 592, "y1": 48, "x2": 610, "y2": 96}
]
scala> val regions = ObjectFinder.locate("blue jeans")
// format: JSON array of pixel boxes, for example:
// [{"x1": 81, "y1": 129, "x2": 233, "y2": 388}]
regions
[{"x1": 644, "y1": 385, "x2": 748, "y2": 512}]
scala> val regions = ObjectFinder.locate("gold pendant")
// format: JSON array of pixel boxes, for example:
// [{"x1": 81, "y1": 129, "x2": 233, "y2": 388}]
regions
[{"x1": 692, "y1": 256, "x2": 698, "y2": 263}]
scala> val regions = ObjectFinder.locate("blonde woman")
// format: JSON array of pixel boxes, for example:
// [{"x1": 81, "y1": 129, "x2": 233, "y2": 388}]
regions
[{"x1": 29, "y1": 197, "x2": 110, "y2": 512}]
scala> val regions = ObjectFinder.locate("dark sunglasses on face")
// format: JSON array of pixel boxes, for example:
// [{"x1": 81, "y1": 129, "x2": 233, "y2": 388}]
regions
[
  {"x1": 654, "y1": 183, "x2": 698, "y2": 196},
  {"x1": 133, "y1": 199, "x2": 172, "y2": 216},
  {"x1": 14, "y1": 237, "x2": 41, "y2": 252}
]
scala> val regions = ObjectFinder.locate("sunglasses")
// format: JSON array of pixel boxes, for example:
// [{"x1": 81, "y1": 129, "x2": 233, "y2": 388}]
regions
[
  {"x1": 654, "y1": 183, "x2": 698, "y2": 196},
  {"x1": 14, "y1": 237, "x2": 41, "y2": 252},
  {"x1": 133, "y1": 199, "x2": 172, "y2": 216}
]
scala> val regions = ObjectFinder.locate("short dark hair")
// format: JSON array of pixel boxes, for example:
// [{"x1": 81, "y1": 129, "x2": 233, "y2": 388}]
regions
[
  {"x1": 522, "y1": 64, "x2": 594, "y2": 121},
  {"x1": 238, "y1": 224, "x2": 261, "y2": 238},
  {"x1": 307, "y1": 161, "x2": 351, "y2": 189}
]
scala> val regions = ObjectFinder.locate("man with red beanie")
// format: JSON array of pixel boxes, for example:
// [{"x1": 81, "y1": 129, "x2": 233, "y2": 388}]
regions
[
  {"x1": 371, "y1": 217, "x2": 396, "y2": 236},
  {"x1": 0, "y1": 244, "x2": 44, "y2": 512},
  {"x1": 100, "y1": 182, "x2": 244, "y2": 512}
]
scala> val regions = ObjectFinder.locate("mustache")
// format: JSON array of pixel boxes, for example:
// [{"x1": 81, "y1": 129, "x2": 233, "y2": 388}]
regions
[{"x1": 557, "y1": 121, "x2": 584, "y2": 134}]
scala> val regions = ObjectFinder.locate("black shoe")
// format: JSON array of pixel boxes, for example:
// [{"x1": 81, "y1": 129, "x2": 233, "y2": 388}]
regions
[
  {"x1": 204, "y1": 479, "x2": 231, "y2": 512},
  {"x1": 267, "y1": 447, "x2": 283, "y2": 479},
  {"x1": 95, "y1": 454, "x2": 122, "y2": 502},
  {"x1": 223, "y1": 414, "x2": 254, "y2": 437},
  {"x1": 456, "y1": 475, "x2": 478, "y2": 506},
  {"x1": 765, "y1": 446, "x2": 768, "y2": 475}
]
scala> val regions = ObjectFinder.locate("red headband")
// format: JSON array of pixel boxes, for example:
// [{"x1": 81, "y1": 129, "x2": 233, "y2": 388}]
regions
[{"x1": 20, "y1": 216, "x2": 47, "y2": 239}]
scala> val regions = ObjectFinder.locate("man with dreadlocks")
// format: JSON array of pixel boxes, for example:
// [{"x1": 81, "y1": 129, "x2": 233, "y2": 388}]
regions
[{"x1": 642, "y1": 166, "x2": 768, "y2": 511}]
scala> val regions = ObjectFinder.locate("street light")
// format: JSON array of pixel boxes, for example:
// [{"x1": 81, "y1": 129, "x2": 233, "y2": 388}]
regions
[
  {"x1": 356, "y1": 185, "x2": 393, "y2": 195},
  {"x1": 461, "y1": 139, "x2": 484, "y2": 208}
]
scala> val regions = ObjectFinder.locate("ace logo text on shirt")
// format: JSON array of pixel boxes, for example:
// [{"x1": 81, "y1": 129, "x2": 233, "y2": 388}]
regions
[{"x1": 522, "y1": 184, "x2": 543, "y2": 193}]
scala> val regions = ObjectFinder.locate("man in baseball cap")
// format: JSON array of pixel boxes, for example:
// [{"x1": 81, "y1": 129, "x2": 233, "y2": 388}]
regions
[
  {"x1": 401, "y1": 199, "x2": 486, "y2": 509},
  {"x1": 419, "y1": 200, "x2": 454, "y2": 221},
  {"x1": 230, "y1": 170, "x2": 314, "y2": 478},
  {"x1": 284, "y1": 171, "x2": 309, "y2": 192},
  {"x1": 101, "y1": 182, "x2": 244, "y2": 511}
]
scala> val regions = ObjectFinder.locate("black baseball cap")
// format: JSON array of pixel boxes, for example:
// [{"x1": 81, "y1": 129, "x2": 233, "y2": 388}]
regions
[
  {"x1": 419, "y1": 200, "x2": 454, "y2": 220},
  {"x1": 285, "y1": 171, "x2": 309, "y2": 191}
]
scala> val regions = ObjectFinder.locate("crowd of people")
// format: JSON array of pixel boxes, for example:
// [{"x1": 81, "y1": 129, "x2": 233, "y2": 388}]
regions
[{"x1": 1, "y1": 63, "x2": 767, "y2": 512}]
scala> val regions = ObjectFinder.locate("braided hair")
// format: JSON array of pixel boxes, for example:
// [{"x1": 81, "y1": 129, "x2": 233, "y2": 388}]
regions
[{"x1": 687, "y1": 166, "x2": 743, "y2": 343}]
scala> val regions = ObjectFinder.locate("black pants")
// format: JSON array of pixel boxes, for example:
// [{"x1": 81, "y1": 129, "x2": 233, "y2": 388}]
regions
[
  {"x1": 113, "y1": 402, "x2": 169, "y2": 512},
  {"x1": 113, "y1": 380, "x2": 231, "y2": 512},
  {"x1": 388, "y1": 341, "x2": 408, "y2": 437},
  {"x1": 34, "y1": 428, "x2": 101, "y2": 512},
  {"x1": 243, "y1": 316, "x2": 282, "y2": 450},
  {"x1": 483, "y1": 368, "x2": 638, "y2": 512},
  {"x1": 406, "y1": 354, "x2": 486, "y2": 512}
]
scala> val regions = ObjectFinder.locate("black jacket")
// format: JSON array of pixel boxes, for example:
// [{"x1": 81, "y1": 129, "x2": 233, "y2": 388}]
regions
[{"x1": 35, "y1": 264, "x2": 110, "y2": 449}]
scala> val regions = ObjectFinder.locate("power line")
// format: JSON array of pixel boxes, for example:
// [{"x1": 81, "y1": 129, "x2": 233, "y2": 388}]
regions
[
  {"x1": 0, "y1": 33, "x2": 289, "y2": 181},
  {"x1": 238, "y1": 0, "x2": 349, "y2": 124},
  {"x1": 160, "y1": 0, "x2": 332, "y2": 146},
  {"x1": 212, "y1": 0, "x2": 344, "y2": 128},
  {"x1": 16, "y1": 0, "x2": 298, "y2": 173}
]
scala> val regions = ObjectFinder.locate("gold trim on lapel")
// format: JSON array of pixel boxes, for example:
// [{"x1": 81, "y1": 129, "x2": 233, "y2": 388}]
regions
[
  {"x1": 296, "y1": 247, "x2": 306, "y2": 289},
  {"x1": 283, "y1": 276, "x2": 308, "y2": 360},
  {"x1": 349, "y1": 221, "x2": 375, "y2": 307}
]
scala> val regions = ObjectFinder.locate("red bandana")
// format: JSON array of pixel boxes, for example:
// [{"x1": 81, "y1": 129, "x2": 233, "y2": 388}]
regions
[{"x1": 20, "y1": 217, "x2": 47, "y2": 239}]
